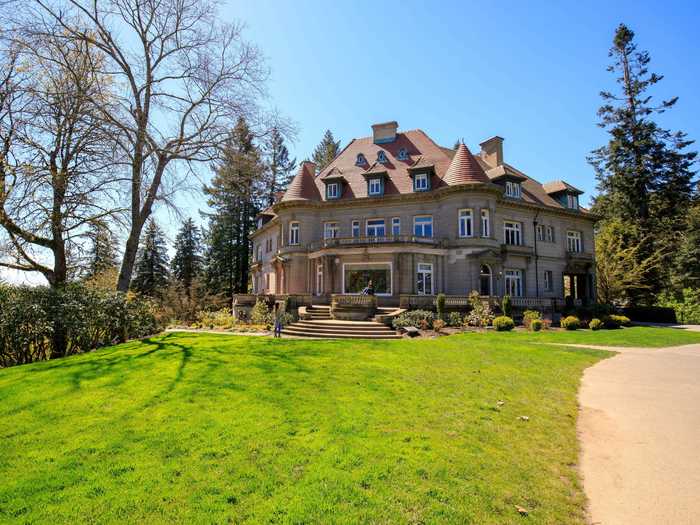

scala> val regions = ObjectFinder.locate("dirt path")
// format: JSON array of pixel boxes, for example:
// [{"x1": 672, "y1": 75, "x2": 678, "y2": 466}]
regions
[{"x1": 576, "y1": 343, "x2": 700, "y2": 525}]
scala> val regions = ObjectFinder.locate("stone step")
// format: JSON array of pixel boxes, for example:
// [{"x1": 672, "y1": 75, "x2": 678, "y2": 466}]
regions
[
  {"x1": 293, "y1": 322, "x2": 393, "y2": 332},
  {"x1": 281, "y1": 328, "x2": 402, "y2": 340},
  {"x1": 295, "y1": 319, "x2": 391, "y2": 327}
]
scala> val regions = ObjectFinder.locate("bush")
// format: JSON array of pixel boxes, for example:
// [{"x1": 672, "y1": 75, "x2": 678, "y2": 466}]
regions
[
  {"x1": 250, "y1": 299, "x2": 273, "y2": 327},
  {"x1": 624, "y1": 304, "x2": 679, "y2": 324},
  {"x1": 589, "y1": 318, "x2": 603, "y2": 331},
  {"x1": 0, "y1": 284, "x2": 158, "y2": 368},
  {"x1": 614, "y1": 315, "x2": 631, "y2": 327},
  {"x1": 561, "y1": 315, "x2": 580, "y2": 330},
  {"x1": 447, "y1": 311, "x2": 464, "y2": 327},
  {"x1": 530, "y1": 319, "x2": 544, "y2": 331},
  {"x1": 436, "y1": 293, "x2": 446, "y2": 320},
  {"x1": 197, "y1": 309, "x2": 236, "y2": 329},
  {"x1": 393, "y1": 310, "x2": 435, "y2": 330},
  {"x1": 493, "y1": 316, "x2": 515, "y2": 331},
  {"x1": 433, "y1": 319, "x2": 446, "y2": 332},
  {"x1": 501, "y1": 294, "x2": 512, "y2": 317},
  {"x1": 602, "y1": 314, "x2": 631, "y2": 329},
  {"x1": 465, "y1": 290, "x2": 494, "y2": 327},
  {"x1": 522, "y1": 309, "x2": 541, "y2": 330}
]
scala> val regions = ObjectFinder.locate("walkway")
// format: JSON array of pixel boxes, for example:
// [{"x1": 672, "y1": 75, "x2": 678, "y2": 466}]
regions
[{"x1": 576, "y1": 343, "x2": 700, "y2": 525}]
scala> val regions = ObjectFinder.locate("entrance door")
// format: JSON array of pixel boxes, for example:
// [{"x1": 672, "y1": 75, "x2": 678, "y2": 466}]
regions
[
  {"x1": 479, "y1": 264, "x2": 492, "y2": 296},
  {"x1": 316, "y1": 263, "x2": 323, "y2": 296}
]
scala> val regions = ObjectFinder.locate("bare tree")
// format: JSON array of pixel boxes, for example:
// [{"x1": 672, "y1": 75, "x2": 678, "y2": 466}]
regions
[
  {"x1": 30, "y1": 0, "x2": 269, "y2": 291},
  {"x1": 0, "y1": 23, "x2": 122, "y2": 287}
]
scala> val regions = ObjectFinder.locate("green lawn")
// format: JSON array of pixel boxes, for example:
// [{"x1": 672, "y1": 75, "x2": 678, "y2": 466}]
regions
[{"x1": 0, "y1": 327, "x2": 697, "y2": 524}]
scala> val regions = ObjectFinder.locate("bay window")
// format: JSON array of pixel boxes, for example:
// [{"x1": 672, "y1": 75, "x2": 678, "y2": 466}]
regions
[
  {"x1": 481, "y1": 209, "x2": 490, "y2": 237},
  {"x1": 458, "y1": 209, "x2": 473, "y2": 238},
  {"x1": 289, "y1": 222, "x2": 299, "y2": 245}
]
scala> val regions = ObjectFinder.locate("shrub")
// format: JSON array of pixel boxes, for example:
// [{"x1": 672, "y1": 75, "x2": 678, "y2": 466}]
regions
[
  {"x1": 530, "y1": 319, "x2": 544, "y2": 331},
  {"x1": 465, "y1": 290, "x2": 494, "y2": 327},
  {"x1": 589, "y1": 318, "x2": 603, "y2": 331},
  {"x1": 614, "y1": 315, "x2": 631, "y2": 327},
  {"x1": 561, "y1": 315, "x2": 580, "y2": 330},
  {"x1": 393, "y1": 310, "x2": 435, "y2": 330},
  {"x1": 436, "y1": 293, "x2": 446, "y2": 320},
  {"x1": 433, "y1": 319, "x2": 446, "y2": 332},
  {"x1": 493, "y1": 316, "x2": 515, "y2": 331},
  {"x1": 250, "y1": 299, "x2": 273, "y2": 327},
  {"x1": 603, "y1": 314, "x2": 631, "y2": 329},
  {"x1": 501, "y1": 294, "x2": 512, "y2": 317},
  {"x1": 197, "y1": 309, "x2": 236, "y2": 329},
  {"x1": 624, "y1": 303, "x2": 679, "y2": 324},
  {"x1": 447, "y1": 311, "x2": 463, "y2": 327},
  {"x1": 522, "y1": 309, "x2": 541, "y2": 330}
]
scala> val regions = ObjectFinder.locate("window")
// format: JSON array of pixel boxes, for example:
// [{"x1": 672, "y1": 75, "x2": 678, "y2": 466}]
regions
[
  {"x1": 544, "y1": 270, "x2": 553, "y2": 292},
  {"x1": 355, "y1": 153, "x2": 366, "y2": 166},
  {"x1": 504, "y1": 269, "x2": 523, "y2": 297},
  {"x1": 368, "y1": 177, "x2": 383, "y2": 196},
  {"x1": 256, "y1": 244, "x2": 262, "y2": 261},
  {"x1": 391, "y1": 217, "x2": 400, "y2": 236},
  {"x1": 316, "y1": 264, "x2": 323, "y2": 295},
  {"x1": 326, "y1": 182, "x2": 340, "y2": 199},
  {"x1": 481, "y1": 209, "x2": 490, "y2": 238},
  {"x1": 416, "y1": 263, "x2": 433, "y2": 295},
  {"x1": 505, "y1": 181, "x2": 521, "y2": 198},
  {"x1": 504, "y1": 221, "x2": 521, "y2": 245},
  {"x1": 458, "y1": 209, "x2": 473, "y2": 238},
  {"x1": 536, "y1": 224, "x2": 544, "y2": 242},
  {"x1": 480, "y1": 264, "x2": 492, "y2": 296},
  {"x1": 546, "y1": 225, "x2": 554, "y2": 242},
  {"x1": 289, "y1": 222, "x2": 299, "y2": 245},
  {"x1": 567, "y1": 230, "x2": 582, "y2": 253},
  {"x1": 414, "y1": 173, "x2": 429, "y2": 192},
  {"x1": 567, "y1": 194, "x2": 579, "y2": 209},
  {"x1": 366, "y1": 219, "x2": 385, "y2": 237},
  {"x1": 343, "y1": 263, "x2": 392, "y2": 295},
  {"x1": 324, "y1": 222, "x2": 338, "y2": 239},
  {"x1": 352, "y1": 220, "x2": 360, "y2": 238},
  {"x1": 377, "y1": 151, "x2": 388, "y2": 164},
  {"x1": 414, "y1": 215, "x2": 433, "y2": 237},
  {"x1": 397, "y1": 148, "x2": 408, "y2": 161}
]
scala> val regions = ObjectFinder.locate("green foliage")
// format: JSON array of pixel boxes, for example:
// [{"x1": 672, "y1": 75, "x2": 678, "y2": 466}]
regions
[
  {"x1": 436, "y1": 293, "x2": 446, "y2": 320},
  {"x1": 501, "y1": 294, "x2": 512, "y2": 317},
  {"x1": 530, "y1": 319, "x2": 544, "y2": 332},
  {"x1": 131, "y1": 219, "x2": 170, "y2": 298},
  {"x1": 589, "y1": 318, "x2": 603, "y2": 331},
  {"x1": 492, "y1": 316, "x2": 514, "y2": 331},
  {"x1": 561, "y1": 316, "x2": 580, "y2": 330},
  {"x1": 197, "y1": 309, "x2": 236, "y2": 330},
  {"x1": 392, "y1": 310, "x2": 435, "y2": 330},
  {"x1": 0, "y1": 284, "x2": 158, "y2": 368},
  {"x1": 262, "y1": 127, "x2": 297, "y2": 206},
  {"x1": 433, "y1": 319, "x2": 446, "y2": 332},
  {"x1": 523, "y1": 310, "x2": 542, "y2": 330},
  {"x1": 311, "y1": 129, "x2": 341, "y2": 173},
  {"x1": 658, "y1": 288, "x2": 700, "y2": 325},
  {"x1": 447, "y1": 311, "x2": 464, "y2": 327},
  {"x1": 250, "y1": 300, "x2": 273, "y2": 327},
  {"x1": 85, "y1": 220, "x2": 119, "y2": 279},
  {"x1": 465, "y1": 290, "x2": 494, "y2": 327},
  {"x1": 172, "y1": 218, "x2": 203, "y2": 295}
]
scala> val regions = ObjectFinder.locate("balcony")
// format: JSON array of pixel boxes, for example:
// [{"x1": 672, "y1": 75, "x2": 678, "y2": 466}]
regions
[{"x1": 307, "y1": 235, "x2": 439, "y2": 252}]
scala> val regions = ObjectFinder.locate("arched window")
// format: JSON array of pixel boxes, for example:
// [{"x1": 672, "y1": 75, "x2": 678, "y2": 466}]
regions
[
  {"x1": 355, "y1": 153, "x2": 366, "y2": 166},
  {"x1": 377, "y1": 151, "x2": 387, "y2": 164},
  {"x1": 480, "y1": 264, "x2": 492, "y2": 296},
  {"x1": 397, "y1": 148, "x2": 408, "y2": 161}
]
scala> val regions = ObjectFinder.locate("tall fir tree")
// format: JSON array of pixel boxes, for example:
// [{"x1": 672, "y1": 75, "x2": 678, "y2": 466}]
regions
[
  {"x1": 131, "y1": 219, "x2": 170, "y2": 297},
  {"x1": 263, "y1": 127, "x2": 296, "y2": 205},
  {"x1": 171, "y1": 218, "x2": 203, "y2": 297},
  {"x1": 673, "y1": 199, "x2": 700, "y2": 291},
  {"x1": 203, "y1": 117, "x2": 265, "y2": 299},
  {"x1": 589, "y1": 23, "x2": 697, "y2": 302},
  {"x1": 85, "y1": 221, "x2": 118, "y2": 278},
  {"x1": 311, "y1": 130, "x2": 341, "y2": 173}
]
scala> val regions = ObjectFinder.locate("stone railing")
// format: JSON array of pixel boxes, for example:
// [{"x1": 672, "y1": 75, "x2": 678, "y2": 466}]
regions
[
  {"x1": 308, "y1": 235, "x2": 438, "y2": 251},
  {"x1": 511, "y1": 296, "x2": 553, "y2": 308},
  {"x1": 331, "y1": 294, "x2": 378, "y2": 307},
  {"x1": 399, "y1": 294, "x2": 561, "y2": 310},
  {"x1": 330, "y1": 294, "x2": 377, "y2": 320}
]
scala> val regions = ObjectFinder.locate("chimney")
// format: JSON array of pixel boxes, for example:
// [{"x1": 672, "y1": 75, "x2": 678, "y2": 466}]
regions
[
  {"x1": 479, "y1": 136, "x2": 504, "y2": 167},
  {"x1": 372, "y1": 121, "x2": 398, "y2": 144}
]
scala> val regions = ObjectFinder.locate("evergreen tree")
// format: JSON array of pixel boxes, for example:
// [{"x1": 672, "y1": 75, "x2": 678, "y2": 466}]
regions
[
  {"x1": 673, "y1": 200, "x2": 700, "y2": 291},
  {"x1": 263, "y1": 127, "x2": 297, "y2": 205},
  {"x1": 131, "y1": 219, "x2": 170, "y2": 297},
  {"x1": 203, "y1": 117, "x2": 265, "y2": 298},
  {"x1": 311, "y1": 130, "x2": 341, "y2": 173},
  {"x1": 85, "y1": 221, "x2": 118, "y2": 278},
  {"x1": 171, "y1": 218, "x2": 203, "y2": 297}
]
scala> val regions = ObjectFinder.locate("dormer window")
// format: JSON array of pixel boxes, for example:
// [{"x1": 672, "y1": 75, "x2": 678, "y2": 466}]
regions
[
  {"x1": 397, "y1": 148, "x2": 408, "y2": 161},
  {"x1": 414, "y1": 172, "x2": 429, "y2": 192},
  {"x1": 505, "y1": 181, "x2": 521, "y2": 199},
  {"x1": 368, "y1": 177, "x2": 383, "y2": 196},
  {"x1": 326, "y1": 182, "x2": 340, "y2": 200},
  {"x1": 377, "y1": 151, "x2": 388, "y2": 164},
  {"x1": 355, "y1": 153, "x2": 366, "y2": 166},
  {"x1": 567, "y1": 194, "x2": 579, "y2": 209}
]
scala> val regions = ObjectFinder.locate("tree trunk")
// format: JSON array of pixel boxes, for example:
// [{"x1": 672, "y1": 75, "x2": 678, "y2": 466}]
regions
[{"x1": 117, "y1": 229, "x2": 142, "y2": 292}]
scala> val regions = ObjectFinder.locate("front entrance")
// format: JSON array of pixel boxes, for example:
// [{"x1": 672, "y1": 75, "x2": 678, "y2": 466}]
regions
[
  {"x1": 563, "y1": 273, "x2": 588, "y2": 301},
  {"x1": 316, "y1": 263, "x2": 323, "y2": 296},
  {"x1": 479, "y1": 264, "x2": 492, "y2": 296}
]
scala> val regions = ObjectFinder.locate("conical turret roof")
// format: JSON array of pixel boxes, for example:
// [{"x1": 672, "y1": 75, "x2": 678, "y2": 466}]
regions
[
  {"x1": 442, "y1": 143, "x2": 490, "y2": 185},
  {"x1": 280, "y1": 161, "x2": 321, "y2": 202}
]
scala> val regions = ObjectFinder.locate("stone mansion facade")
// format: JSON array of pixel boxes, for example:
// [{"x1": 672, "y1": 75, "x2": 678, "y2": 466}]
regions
[{"x1": 250, "y1": 121, "x2": 596, "y2": 306}]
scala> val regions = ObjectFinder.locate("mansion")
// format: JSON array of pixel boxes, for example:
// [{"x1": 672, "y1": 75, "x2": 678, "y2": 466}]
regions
[{"x1": 250, "y1": 121, "x2": 596, "y2": 306}]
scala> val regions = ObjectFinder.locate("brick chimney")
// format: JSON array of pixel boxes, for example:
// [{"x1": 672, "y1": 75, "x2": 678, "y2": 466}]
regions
[
  {"x1": 372, "y1": 121, "x2": 398, "y2": 144},
  {"x1": 479, "y1": 136, "x2": 504, "y2": 167}
]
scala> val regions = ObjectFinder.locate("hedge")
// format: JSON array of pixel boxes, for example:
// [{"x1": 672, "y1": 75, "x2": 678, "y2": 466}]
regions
[{"x1": 622, "y1": 306, "x2": 677, "y2": 324}]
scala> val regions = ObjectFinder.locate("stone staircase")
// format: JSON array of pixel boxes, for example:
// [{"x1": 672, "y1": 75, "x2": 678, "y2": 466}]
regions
[{"x1": 283, "y1": 305, "x2": 401, "y2": 339}]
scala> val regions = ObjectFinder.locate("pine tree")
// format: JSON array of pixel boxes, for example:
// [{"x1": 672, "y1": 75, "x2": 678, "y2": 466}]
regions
[
  {"x1": 263, "y1": 127, "x2": 296, "y2": 205},
  {"x1": 673, "y1": 200, "x2": 700, "y2": 291},
  {"x1": 311, "y1": 130, "x2": 341, "y2": 173},
  {"x1": 203, "y1": 117, "x2": 265, "y2": 298},
  {"x1": 131, "y1": 219, "x2": 170, "y2": 297},
  {"x1": 85, "y1": 221, "x2": 118, "y2": 278},
  {"x1": 171, "y1": 218, "x2": 203, "y2": 297}
]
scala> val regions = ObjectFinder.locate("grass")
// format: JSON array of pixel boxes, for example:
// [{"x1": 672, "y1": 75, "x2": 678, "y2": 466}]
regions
[
  {"x1": 0, "y1": 327, "x2": 696, "y2": 524},
  {"x1": 520, "y1": 324, "x2": 700, "y2": 347}
]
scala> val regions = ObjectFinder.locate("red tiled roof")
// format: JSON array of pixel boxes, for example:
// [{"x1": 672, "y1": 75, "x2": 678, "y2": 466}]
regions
[
  {"x1": 442, "y1": 143, "x2": 491, "y2": 185},
  {"x1": 280, "y1": 161, "x2": 320, "y2": 202},
  {"x1": 543, "y1": 180, "x2": 583, "y2": 195}
]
